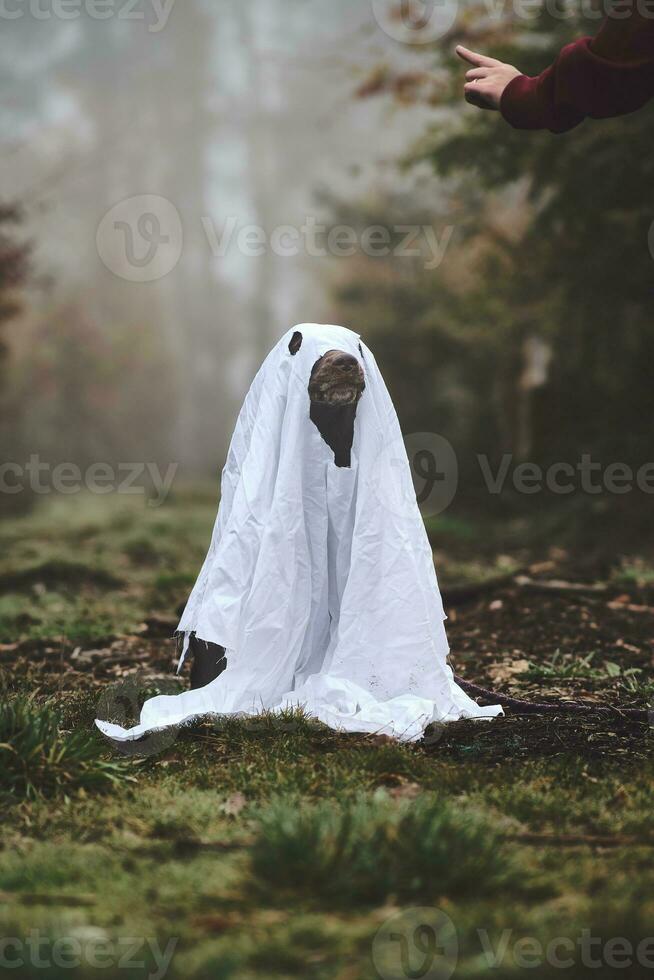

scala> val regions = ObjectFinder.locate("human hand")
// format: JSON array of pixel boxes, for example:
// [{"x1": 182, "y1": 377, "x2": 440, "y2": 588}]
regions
[{"x1": 456, "y1": 45, "x2": 522, "y2": 111}]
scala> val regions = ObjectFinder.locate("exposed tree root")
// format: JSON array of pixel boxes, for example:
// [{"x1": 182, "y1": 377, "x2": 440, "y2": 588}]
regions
[{"x1": 454, "y1": 675, "x2": 650, "y2": 723}]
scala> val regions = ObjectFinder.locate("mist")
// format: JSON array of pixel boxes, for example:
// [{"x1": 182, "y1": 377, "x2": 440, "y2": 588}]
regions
[{"x1": 0, "y1": 0, "x2": 445, "y2": 472}]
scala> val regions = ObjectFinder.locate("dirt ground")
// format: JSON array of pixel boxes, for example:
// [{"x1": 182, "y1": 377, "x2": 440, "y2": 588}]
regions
[{"x1": 1, "y1": 490, "x2": 653, "y2": 979}]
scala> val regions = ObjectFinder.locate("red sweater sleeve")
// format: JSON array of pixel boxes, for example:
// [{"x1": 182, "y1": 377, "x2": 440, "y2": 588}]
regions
[{"x1": 500, "y1": 20, "x2": 654, "y2": 133}]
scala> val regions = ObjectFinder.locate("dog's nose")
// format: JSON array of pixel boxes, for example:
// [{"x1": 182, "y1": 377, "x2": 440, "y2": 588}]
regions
[{"x1": 333, "y1": 353, "x2": 358, "y2": 372}]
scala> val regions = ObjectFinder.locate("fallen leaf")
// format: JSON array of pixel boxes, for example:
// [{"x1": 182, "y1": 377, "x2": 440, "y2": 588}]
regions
[
  {"x1": 608, "y1": 601, "x2": 654, "y2": 615},
  {"x1": 614, "y1": 640, "x2": 641, "y2": 655},
  {"x1": 528, "y1": 561, "x2": 556, "y2": 575},
  {"x1": 488, "y1": 659, "x2": 530, "y2": 684}
]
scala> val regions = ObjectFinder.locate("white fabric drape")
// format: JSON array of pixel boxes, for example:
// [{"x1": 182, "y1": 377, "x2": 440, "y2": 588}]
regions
[{"x1": 96, "y1": 324, "x2": 501, "y2": 743}]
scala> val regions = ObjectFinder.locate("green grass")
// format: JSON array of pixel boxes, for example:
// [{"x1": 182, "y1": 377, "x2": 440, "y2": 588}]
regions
[
  {"x1": 522, "y1": 650, "x2": 642, "y2": 684},
  {"x1": 250, "y1": 794, "x2": 525, "y2": 905},
  {"x1": 0, "y1": 488, "x2": 217, "y2": 647},
  {"x1": 0, "y1": 695, "x2": 134, "y2": 801},
  {"x1": 0, "y1": 490, "x2": 653, "y2": 979},
  {"x1": 611, "y1": 556, "x2": 654, "y2": 589}
]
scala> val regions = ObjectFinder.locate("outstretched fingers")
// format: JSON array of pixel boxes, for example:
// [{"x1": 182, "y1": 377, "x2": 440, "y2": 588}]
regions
[
  {"x1": 455, "y1": 45, "x2": 501, "y2": 68},
  {"x1": 466, "y1": 66, "x2": 492, "y2": 80}
]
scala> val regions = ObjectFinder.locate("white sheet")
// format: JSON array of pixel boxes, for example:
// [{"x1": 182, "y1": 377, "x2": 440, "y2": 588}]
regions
[{"x1": 96, "y1": 324, "x2": 501, "y2": 743}]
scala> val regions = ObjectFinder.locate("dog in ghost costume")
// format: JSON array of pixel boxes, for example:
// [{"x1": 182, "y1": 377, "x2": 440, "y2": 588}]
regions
[
  {"x1": 96, "y1": 324, "x2": 501, "y2": 743},
  {"x1": 186, "y1": 336, "x2": 367, "y2": 689}
]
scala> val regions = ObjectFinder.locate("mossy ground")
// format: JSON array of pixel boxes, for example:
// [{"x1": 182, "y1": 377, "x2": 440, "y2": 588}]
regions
[{"x1": 1, "y1": 489, "x2": 653, "y2": 979}]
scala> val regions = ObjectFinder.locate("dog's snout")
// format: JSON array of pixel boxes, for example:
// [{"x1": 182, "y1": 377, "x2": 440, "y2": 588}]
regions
[{"x1": 333, "y1": 353, "x2": 358, "y2": 372}]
